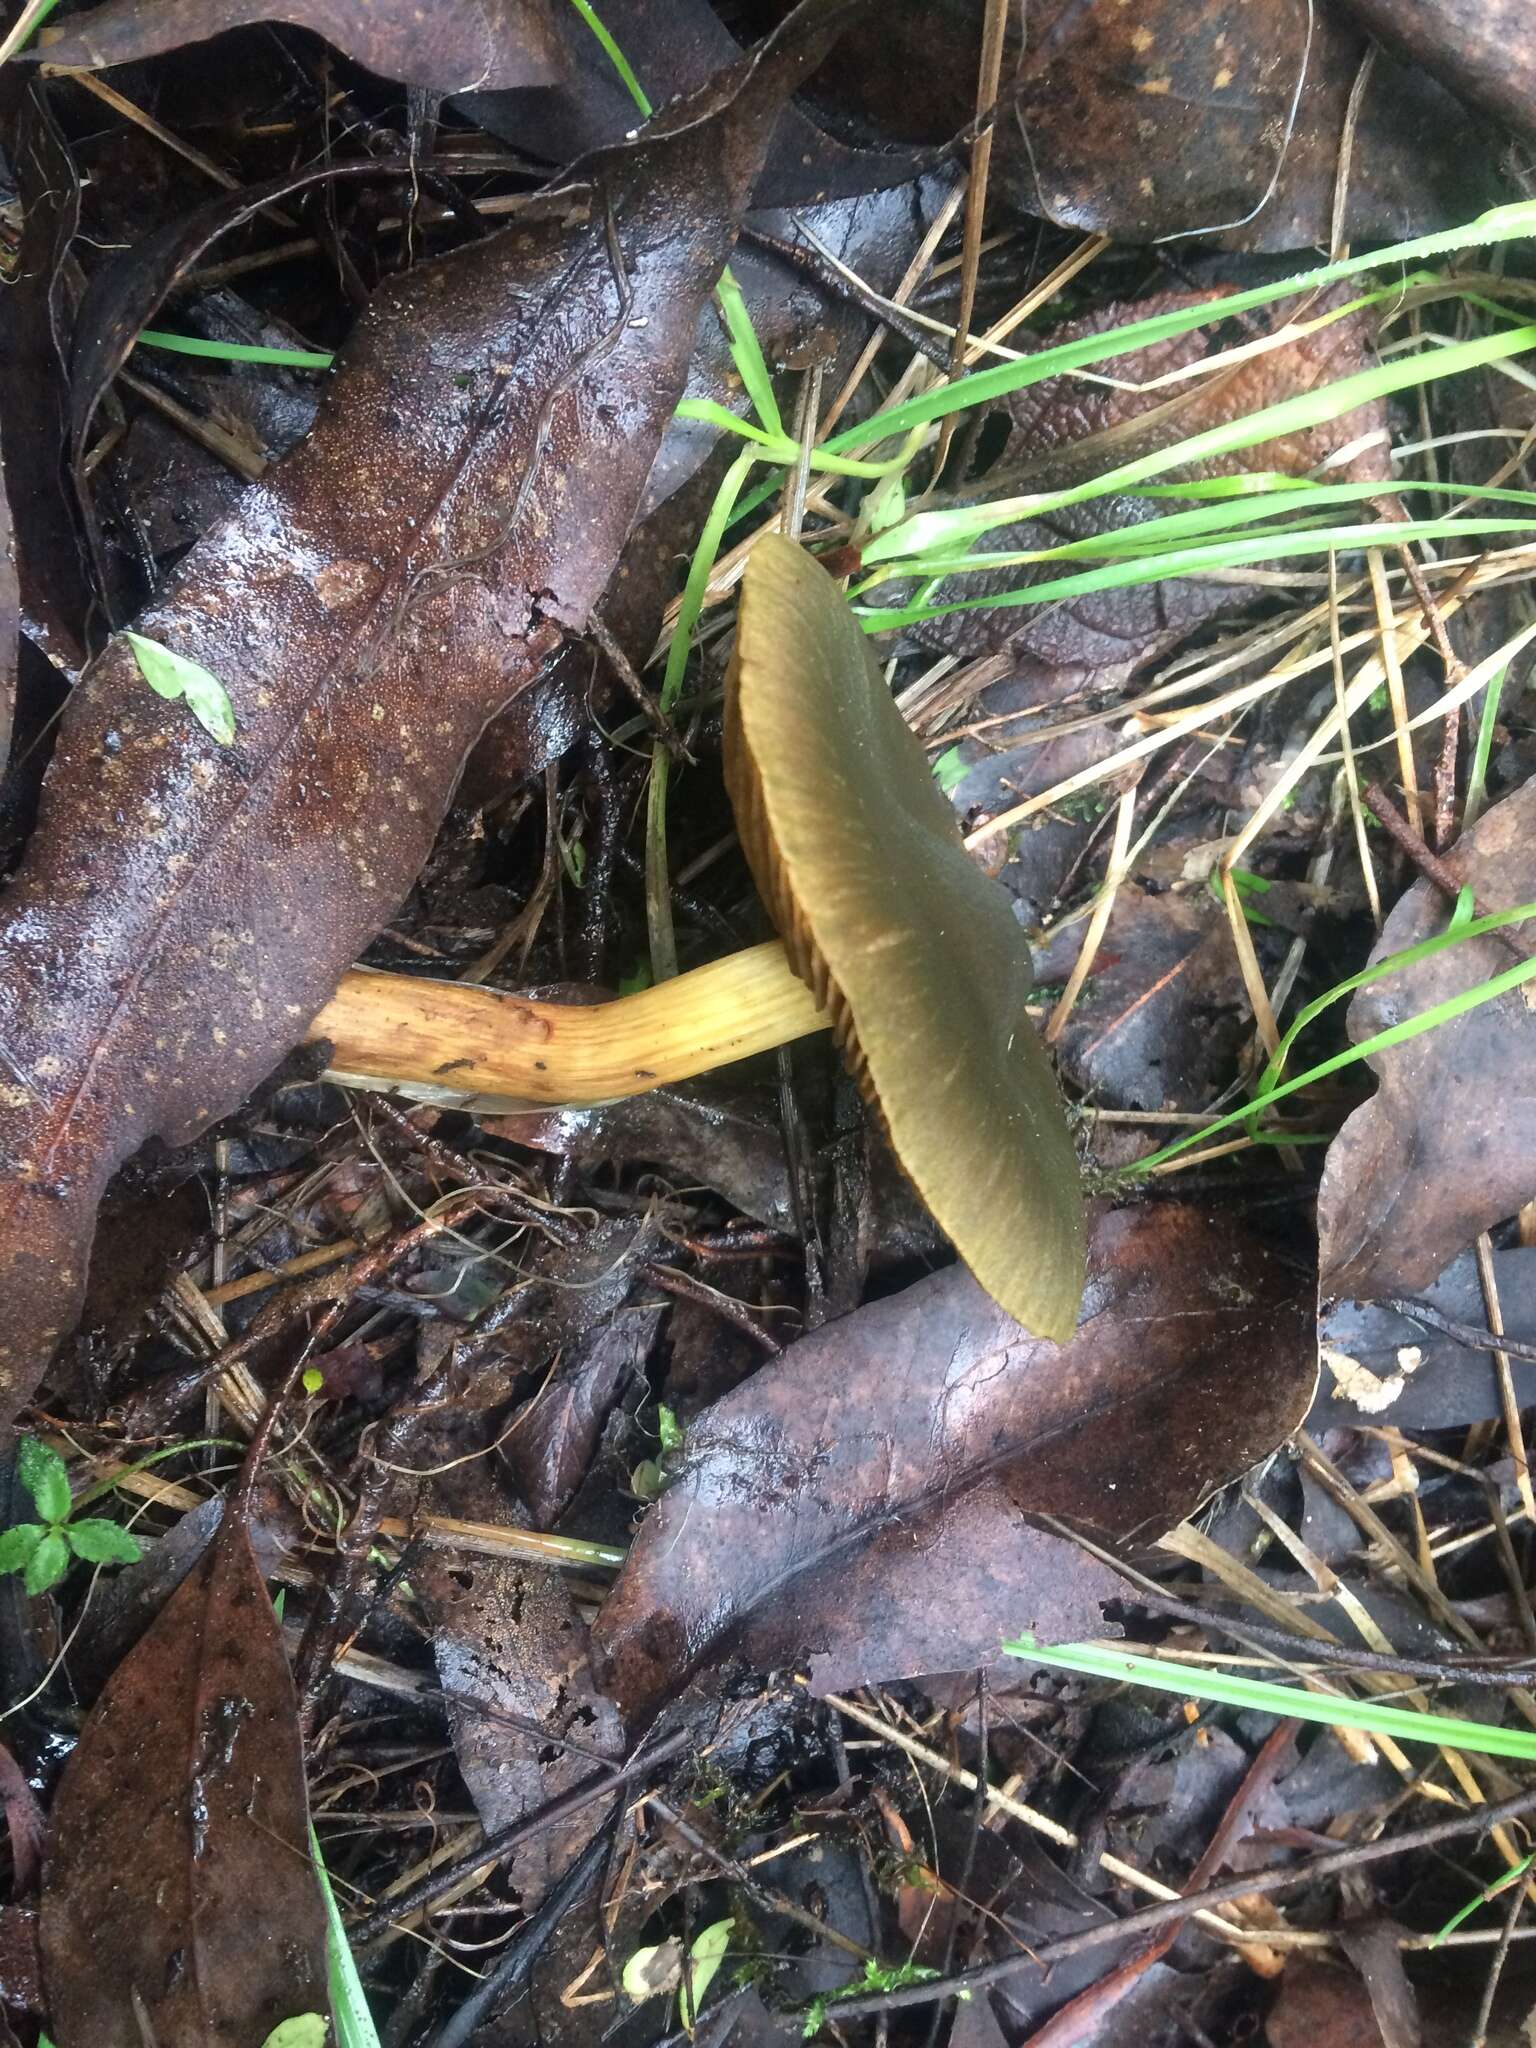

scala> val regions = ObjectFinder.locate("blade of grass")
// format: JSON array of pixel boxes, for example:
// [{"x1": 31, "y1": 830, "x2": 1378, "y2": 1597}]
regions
[
  {"x1": 1006, "y1": 1635, "x2": 1536, "y2": 1762},
  {"x1": 714, "y1": 267, "x2": 783, "y2": 438},
  {"x1": 135, "y1": 330, "x2": 334, "y2": 370},
  {"x1": 1123, "y1": 896, "x2": 1536, "y2": 1175},
  {"x1": 645, "y1": 447, "x2": 758, "y2": 980},
  {"x1": 563, "y1": 0, "x2": 653, "y2": 116},
  {"x1": 863, "y1": 322, "x2": 1536, "y2": 565},
  {"x1": 823, "y1": 200, "x2": 1536, "y2": 457},
  {"x1": 310, "y1": 1823, "x2": 383, "y2": 2048},
  {"x1": 858, "y1": 516, "x2": 1536, "y2": 634},
  {"x1": 1465, "y1": 657, "x2": 1511, "y2": 829}
]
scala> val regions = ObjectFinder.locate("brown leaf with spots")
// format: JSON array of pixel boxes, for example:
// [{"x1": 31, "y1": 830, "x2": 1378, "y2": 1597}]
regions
[
  {"x1": 1318, "y1": 776, "x2": 1536, "y2": 1302},
  {"x1": 38, "y1": 1493, "x2": 325, "y2": 2048},
  {"x1": 40, "y1": 0, "x2": 569, "y2": 94},
  {"x1": 591, "y1": 1203, "x2": 1316, "y2": 1724},
  {"x1": 0, "y1": 9, "x2": 842, "y2": 1439}
]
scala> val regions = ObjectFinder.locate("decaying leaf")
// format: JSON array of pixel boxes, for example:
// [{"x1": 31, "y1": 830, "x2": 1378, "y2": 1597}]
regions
[
  {"x1": 788, "y1": 0, "x2": 1494, "y2": 246},
  {"x1": 419, "y1": 1472, "x2": 626, "y2": 1906},
  {"x1": 38, "y1": 1492, "x2": 325, "y2": 2048},
  {"x1": 592, "y1": 1203, "x2": 1315, "y2": 1723},
  {"x1": 1318, "y1": 776, "x2": 1536, "y2": 1302},
  {"x1": 41, "y1": 0, "x2": 569, "y2": 94},
  {"x1": 1346, "y1": 0, "x2": 1536, "y2": 140},
  {"x1": 0, "y1": 8, "x2": 840, "y2": 1439}
]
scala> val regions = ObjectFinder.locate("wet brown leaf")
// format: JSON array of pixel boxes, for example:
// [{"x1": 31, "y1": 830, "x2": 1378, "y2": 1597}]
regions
[
  {"x1": 0, "y1": 1741, "x2": 42, "y2": 1897},
  {"x1": 906, "y1": 289, "x2": 1391, "y2": 684},
  {"x1": 504, "y1": 1304, "x2": 663, "y2": 1528},
  {"x1": 1266, "y1": 1959, "x2": 1389, "y2": 2048},
  {"x1": 38, "y1": 1493, "x2": 325, "y2": 2048},
  {"x1": 0, "y1": 13, "x2": 834, "y2": 1438},
  {"x1": 1346, "y1": 0, "x2": 1536, "y2": 140},
  {"x1": 788, "y1": 0, "x2": 1494, "y2": 246},
  {"x1": 41, "y1": 0, "x2": 568, "y2": 93},
  {"x1": 1318, "y1": 777, "x2": 1536, "y2": 1301},
  {"x1": 420, "y1": 1474, "x2": 625, "y2": 1905},
  {"x1": 592, "y1": 1203, "x2": 1315, "y2": 1723}
]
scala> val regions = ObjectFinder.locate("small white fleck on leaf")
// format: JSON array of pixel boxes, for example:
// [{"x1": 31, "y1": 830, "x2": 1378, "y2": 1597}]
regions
[{"x1": 124, "y1": 631, "x2": 237, "y2": 745}]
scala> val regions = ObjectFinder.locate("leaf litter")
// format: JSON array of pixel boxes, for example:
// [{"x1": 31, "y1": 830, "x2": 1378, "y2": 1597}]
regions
[{"x1": 3, "y1": 5, "x2": 1536, "y2": 2047}]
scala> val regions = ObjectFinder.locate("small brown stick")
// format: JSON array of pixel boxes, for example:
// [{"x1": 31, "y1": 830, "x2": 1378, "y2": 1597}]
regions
[
  {"x1": 348, "y1": 1728, "x2": 692, "y2": 1945},
  {"x1": 641, "y1": 1262, "x2": 784, "y2": 1356},
  {"x1": 644, "y1": 1793, "x2": 871, "y2": 1961},
  {"x1": 1382, "y1": 1296, "x2": 1536, "y2": 1366},
  {"x1": 1360, "y1": 784, "x2": 1534, "y2": 964},
  {"x1": 586, "y1": 610, "x2": 688, "y2": 760},
  {"x1": 1139, "y1": 1592, "x2": 1536, "y2": 1688}
]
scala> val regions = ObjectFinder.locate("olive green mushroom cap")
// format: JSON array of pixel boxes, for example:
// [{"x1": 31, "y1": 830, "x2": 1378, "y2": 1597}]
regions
[{"x1": 724, "y1": 533, "x2": 1086, "y2": 1341}]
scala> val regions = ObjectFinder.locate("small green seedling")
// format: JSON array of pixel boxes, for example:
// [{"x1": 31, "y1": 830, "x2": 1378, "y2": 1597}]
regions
[
  {"x1": 656, "y1": 1404, "x2": 685, "y2": 1454},
  {"x1": 261, "y1": 2018, "x2": 328, "y2": 2048},
  {"x1": 624, "y1": 1916, "x2": 734, "y2": 2029},
  {"x1": 125, "y1": 631, "x2": 237, "y2": 745},
  {"x1": 1207, "y1": 865, "x2": 1277, "y2": 929},
  {"x1": 802, "y1": 1958, "x2": 944, "y2": 2040},
  {"x1": 0, "y1": 1438, "x2": 141, "y2": 1595},
  {"x1": 932, "y1": 746, "x2": 970, "y2": 798}
]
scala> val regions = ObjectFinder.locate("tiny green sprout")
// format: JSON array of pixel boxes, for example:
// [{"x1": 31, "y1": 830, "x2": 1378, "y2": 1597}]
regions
[
  {"x1": 302, "y1": 1367, "x2": 326, "y2": 1396},
  {"x1": 802, "y1": 1958, "x2": 944, "y2": 2039},
  {"x1": 1207, "y1": 865, "x2": 1277, "y2": 929},
  {"x1": 0, "y1": 1438, "x2": 141, "y2": 1596},
  {"x1": 932, "y1": 746, "x2": 970, "y2": 798},
  {"x1": 864, "y1": 471, "x2": 907, "y2": 538},
  {"x1": 618, "y1": 958, "x2": 654, "y2": 996},
  {"x1": 630, "y1": 1458, "x2": 666, "y2": 1502},
  {"x1": 125, "y1": 631, "x2": 237, "y2": 745},
  {"x1": 656, "y1": 1404, "x2": 684, "y2": 1454},
  {"x1": 624, "y1": 1918, "x2": 734, "y2": 2026},
  {"x1": 260, "y1": 2019, "x2": 328, "y2": 2048},
  {"x1": 560, "y1": 832, "x2": 588, "y2": 888}
]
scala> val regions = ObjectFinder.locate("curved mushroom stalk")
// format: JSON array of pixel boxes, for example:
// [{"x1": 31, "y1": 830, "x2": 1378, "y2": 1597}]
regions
[
  {"x1": 309, "y1": 535, "x2": 1086, "y2": 1340},
  {"x1": 311, "y1": 941, "x2": 827, "y2": 1110}
]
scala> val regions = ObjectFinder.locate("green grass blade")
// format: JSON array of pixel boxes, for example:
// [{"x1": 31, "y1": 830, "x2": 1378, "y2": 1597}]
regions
[
  {"x1": 1465, "y1": 658, "x2": 1510, "y2": 829},
  {"x1": 135, "y1": 329, "x2": 334, "y2": 370},
  {"x1": 883, "y1": 475, "x2": 1536, "y2": 579},
  {"x1": 822, "y1": 202, "x2": 1536, "y2": 456},
  {"x1": 646, "y1": 446, "x2": 758, "y2": 980},
  {"x1": 1006, "y1": 1636, "x2": 1536, "y2": 1761},
  {"x1": 859, "y1": 516, "x2": 1536, "y2": 633},
  {"x1": 714, "y1": 268, "x2": 783, "y2": 438},
  {"x1": 1124, "y1": 897, "x2": 1536, "y2": 1175},
  {"x1": 562, "y1": 0, "x2": 652, "y2": 116},
  {"x1": 310, "y1": 1823, "x2": 383, "y2": 2048},
  {"x1": 863, "y1": 322, "x2": 1536, "y2": 565}
]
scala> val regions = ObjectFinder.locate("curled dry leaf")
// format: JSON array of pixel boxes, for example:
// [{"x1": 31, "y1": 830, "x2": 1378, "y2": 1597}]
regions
[
  {"x1": 38, "y1": 1494, "x2": 325, "y2": 2048},
  {"x1": 41, "y1": 0, "x2": 569, "y2": 94},
  {"x1": 591, "y1": 1203, "x2": 1316, "y2": 1723},
  {"x1": 0, "y1": 11, "x2": 835, "y2": 1439},
  {"x1": 1318, "y1": 776, "x2": 1536, "y2": 1302}
]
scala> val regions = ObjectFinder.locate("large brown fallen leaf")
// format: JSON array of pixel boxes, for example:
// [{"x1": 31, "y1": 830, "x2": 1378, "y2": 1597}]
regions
[
  {"x1": 591, "y1": 1203, "x2": 1315, "y2": 1723},
  {"x1": 38, "y1": 1488, "x2": 325, "y2": 2048},
  {"x1": 783, "y1": 0, "x2": 1494, "y2": 246},
  {"x1": 1345, "y1": 0, "x2": 1536, "y2": 140},
  {"x1": 41, "y1": 0, "x2": 569, "y2": 93},
  {"x1": 1318, "y1": 776, "x2": 1536, "y2": 1300},
  {"x1": 0, "y1": 9, "x2": 839, "y2": 1440}
]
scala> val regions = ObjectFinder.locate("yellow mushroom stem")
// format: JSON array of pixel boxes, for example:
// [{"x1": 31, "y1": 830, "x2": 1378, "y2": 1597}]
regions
[{"x1": 307, "y1": 939, "x2": 832, "y2": 1112}]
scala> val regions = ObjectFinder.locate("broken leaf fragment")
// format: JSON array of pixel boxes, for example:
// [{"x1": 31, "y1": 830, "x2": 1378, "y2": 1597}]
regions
[
  {"x1": 724, "y1": 534, "x2": 1085, "y2": 1339},
  {"x1": 124, "y1": 631, "x2": 235, "y2": 745}
]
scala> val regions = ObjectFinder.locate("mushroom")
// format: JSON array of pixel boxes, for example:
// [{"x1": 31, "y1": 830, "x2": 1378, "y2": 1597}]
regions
[{"x1": 309, "y1": 535, "x2": 1086, "y2": 1337}]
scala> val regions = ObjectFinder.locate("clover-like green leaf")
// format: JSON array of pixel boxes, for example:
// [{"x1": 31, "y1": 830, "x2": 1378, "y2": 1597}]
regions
[
  {"x1": 260, "y1": 2017, "x2": 328, "y2": 2048},
  {"x1": 17, "y1": 1436, "x2": 70, "y2": 1524},
  {"x1": 65, "y1": 1519, "x2": 142, "y2": 1567},
  {"x1": 23, "y1": 1531, "x2": 70, "y2": 1596},
  {"x1": 125, "y1": 630, "x2": 237, "y2": 745},
  {"x1": 0, "y1": 1524, "x2": 44, "y2": 1576}
]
